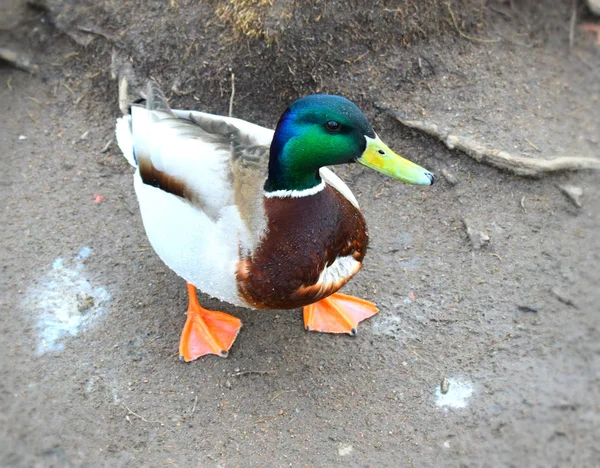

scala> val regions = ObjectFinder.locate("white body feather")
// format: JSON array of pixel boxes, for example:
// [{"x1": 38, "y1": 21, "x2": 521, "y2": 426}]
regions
[
  {"x1": 134, "y1": 176, "x2": 250, "y2": 307},
  {"x1": 116, "y1": 105, "x2": 359, "y2": 308}
]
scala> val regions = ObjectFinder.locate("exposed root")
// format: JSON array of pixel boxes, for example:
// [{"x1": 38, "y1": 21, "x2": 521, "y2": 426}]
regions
[
  {"x1": 229, "y1": 71, "x2": 235, "y2": 117},
  {"x1": 111, "y1": 50, "x2": 141, "y2": 115},
  {"x1": 0, "y1": 47, "x2": 37, "y2": 74},
  {"x1": 392, "y1": 112, "x2": 600, "y2": 177},
  {"x1": 569, "y1": 0, "x2": 576, "y2": 52}
]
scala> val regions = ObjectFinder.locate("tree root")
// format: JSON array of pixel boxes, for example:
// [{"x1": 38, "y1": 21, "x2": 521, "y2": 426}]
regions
[
  {"x1": 0, "y1": 47, "x2": 37, "y2": 74},
  {"x1": 392, "y1": 112, "x2": 600, "y2": 177}
]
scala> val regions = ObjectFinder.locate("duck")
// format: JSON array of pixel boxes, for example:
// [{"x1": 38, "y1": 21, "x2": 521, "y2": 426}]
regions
[{"x1": 116, "y1": 82, "x2": 433, "y2": 362}]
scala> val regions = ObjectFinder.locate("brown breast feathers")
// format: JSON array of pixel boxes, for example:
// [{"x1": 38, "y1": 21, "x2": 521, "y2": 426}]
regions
[{"x1": 236, "y1": 185, "x2": 368, "y2": 309}]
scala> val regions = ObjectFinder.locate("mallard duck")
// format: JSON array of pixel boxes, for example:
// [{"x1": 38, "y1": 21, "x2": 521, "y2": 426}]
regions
[{"x1": 116, "y1": 83, "x2": 433, "y2": 362}]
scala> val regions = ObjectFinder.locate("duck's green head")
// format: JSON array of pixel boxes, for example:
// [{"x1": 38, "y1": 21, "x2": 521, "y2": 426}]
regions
[{"x1": 265, "y1": 94, "x2": 434, "y2": 193}]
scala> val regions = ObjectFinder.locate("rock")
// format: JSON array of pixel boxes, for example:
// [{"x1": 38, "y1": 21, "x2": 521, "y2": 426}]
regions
[
  {"x1": 77, "y1": 293, "x2": 95, "y2": 313},
  {"x1": 462, "y1": 219, "x2": 490, "y2": 250},
  {"x1": 440, "y1": 377, "x2": 450, "y2": 394},
  {"x1": 442, "y1": 169, "x2": 458, "y2": 185},
  {"x1": 517, "y1": 305, "x2": 539, "y2": 313},
  {"x1": 558, "y1": 185, "x2": 583, "y2": 208}
]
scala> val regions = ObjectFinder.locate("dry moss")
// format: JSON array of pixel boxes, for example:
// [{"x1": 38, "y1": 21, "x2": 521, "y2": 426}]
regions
[{"x1": 215, "y1": 0, "x2": 275, "y2": 40}]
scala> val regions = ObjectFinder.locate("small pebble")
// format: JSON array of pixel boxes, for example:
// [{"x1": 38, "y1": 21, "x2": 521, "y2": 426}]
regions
[
  {"x1": 517, "y1": 305, "x2": 538, "y2": 313},
  {"x1": 558, "y1": 185, "x2": 583, "y2": 208},
  {"x1": 442, "y1": 169, "x2": 458, "y2": 185},
  {"x1": 462, "y1": 218, "x2": 490, "y2": 250},
  {"x1": 440, "y1": 377, "x2": 450, "y2": 395}
]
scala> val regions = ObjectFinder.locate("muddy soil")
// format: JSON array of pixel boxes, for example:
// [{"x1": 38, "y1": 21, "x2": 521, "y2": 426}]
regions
[{"x1": 1, "y1": 1, "x2": 599, "y2": 466}]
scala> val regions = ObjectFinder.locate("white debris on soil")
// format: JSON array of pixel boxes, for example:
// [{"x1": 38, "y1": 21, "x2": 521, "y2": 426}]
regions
[
  {"x1": 338, "y1": 443, "x2": 353, "y2": 456},
  {"x1": 435, "y1": 377, "x2": 473, "y2": 409},
  {"x1": 371, "y1": 313, "x2": 420, "y2": 341},
  {"x1": 24, "y1": 246, "x2": 111, "y2": 354}
]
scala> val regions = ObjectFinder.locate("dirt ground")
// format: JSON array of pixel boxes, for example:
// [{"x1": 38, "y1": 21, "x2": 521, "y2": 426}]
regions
[{"x1": 1, "y1": 1, "x2": 599, "y2": 466}]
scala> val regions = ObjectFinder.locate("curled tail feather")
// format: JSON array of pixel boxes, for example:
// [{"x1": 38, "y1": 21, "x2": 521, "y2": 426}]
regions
[
  {"x1": 145, "y1": 81, "x2": 172, "y2": 113},
  {"x1": 116, "y1": 81, "x2": 169, "y2": 168}
]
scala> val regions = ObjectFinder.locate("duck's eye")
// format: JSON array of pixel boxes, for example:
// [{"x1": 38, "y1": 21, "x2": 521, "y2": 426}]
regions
[{"x1": 325, "y1": 120, "x2": 341, "y2": 132}]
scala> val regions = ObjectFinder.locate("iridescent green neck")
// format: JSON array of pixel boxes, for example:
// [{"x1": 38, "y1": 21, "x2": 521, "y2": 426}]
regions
[
  {"x1": 264, "y1": 167, "x2": 322, "y2": 192},
  {"x1": 265, "y1": 128, "x2": 325, "y2": 192}
]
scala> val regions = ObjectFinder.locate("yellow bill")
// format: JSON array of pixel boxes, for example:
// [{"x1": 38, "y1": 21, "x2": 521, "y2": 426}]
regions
[{"x1": 358, "y1": 135, "x2": 434, "y2": 185}]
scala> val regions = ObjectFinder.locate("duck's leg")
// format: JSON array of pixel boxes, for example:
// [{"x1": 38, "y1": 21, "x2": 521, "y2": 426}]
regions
[
  {"x1": 303, "y1": 292, "x2": 378, "y2": 335},
  {"x1": 179, "y1": 282, "x2": 242, "y2": 361}
]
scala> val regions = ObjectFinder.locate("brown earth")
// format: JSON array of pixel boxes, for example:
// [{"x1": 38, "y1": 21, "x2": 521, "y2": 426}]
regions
[{"x1": 1, "y1": 0, "x2": 599, "y2": 466}]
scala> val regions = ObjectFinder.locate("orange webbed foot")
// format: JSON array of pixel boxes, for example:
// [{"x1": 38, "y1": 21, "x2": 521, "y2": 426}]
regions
[
  {"x1": 303, "y1": 292, "x2": 378, "y2": 335},
  {"x1": 179, "y1": 283, "x2": 242, "y2": 362}
]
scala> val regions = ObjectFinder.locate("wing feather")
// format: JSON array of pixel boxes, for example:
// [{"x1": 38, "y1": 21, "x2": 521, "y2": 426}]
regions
[{"x1": 130, "y1": 86, "x2": 271, "y2": 239}]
